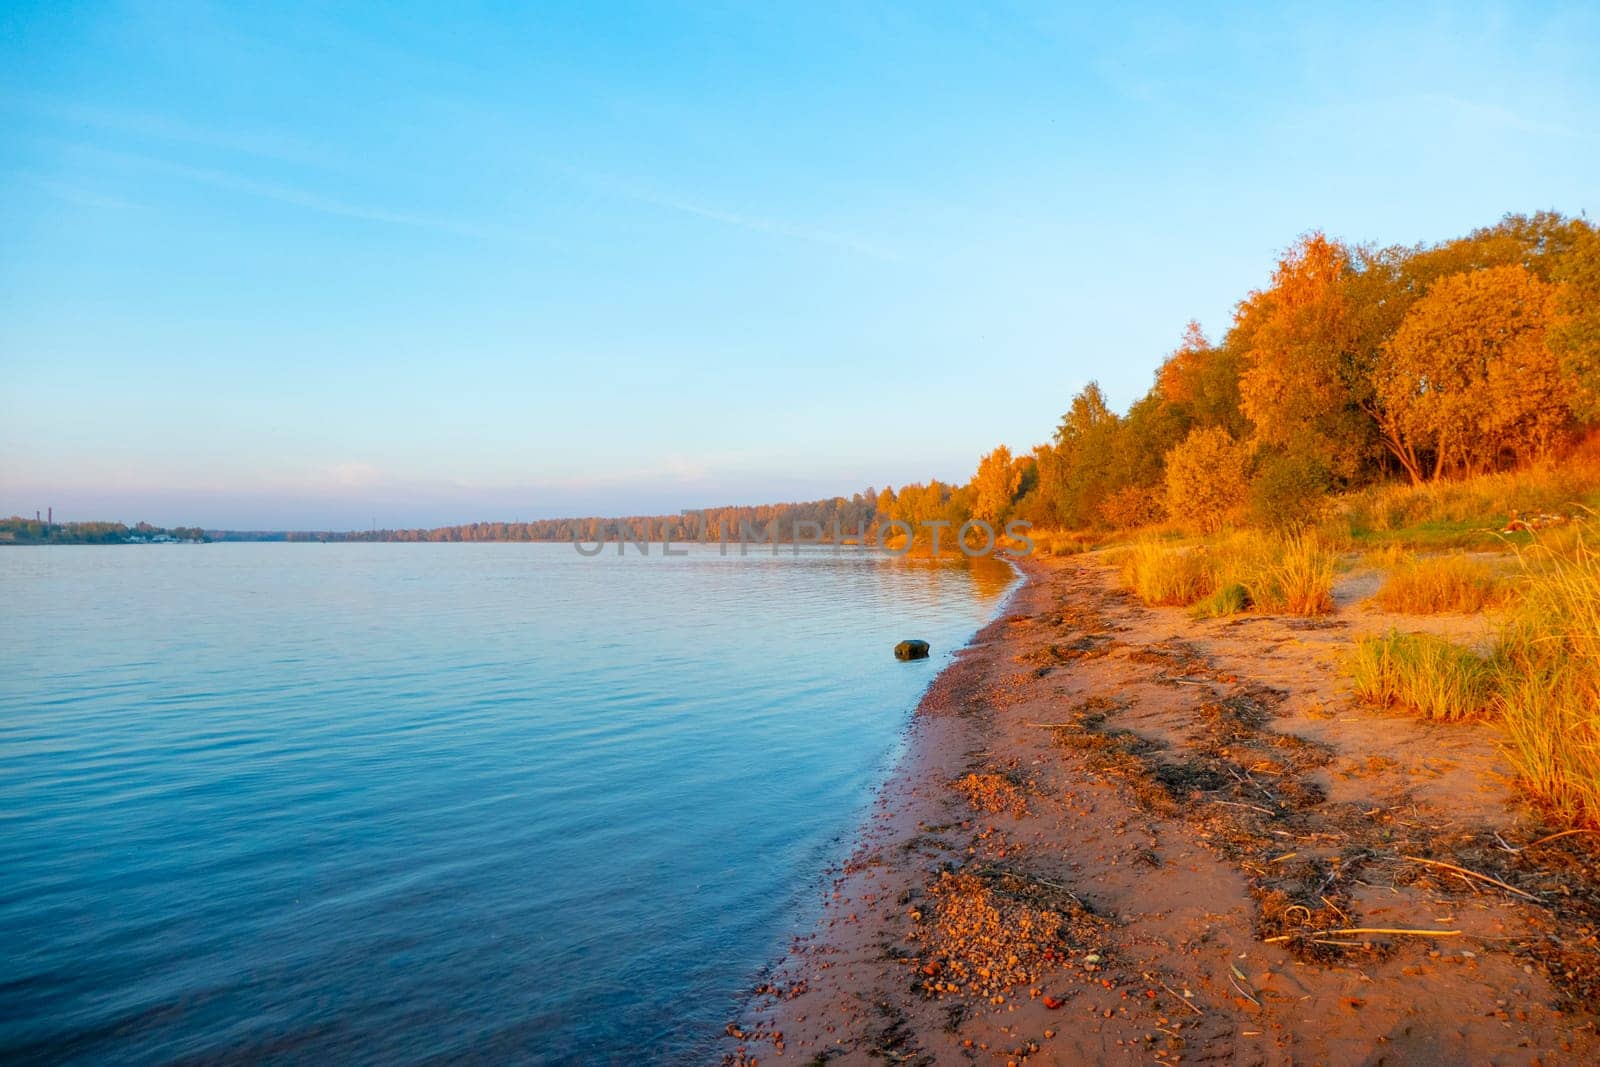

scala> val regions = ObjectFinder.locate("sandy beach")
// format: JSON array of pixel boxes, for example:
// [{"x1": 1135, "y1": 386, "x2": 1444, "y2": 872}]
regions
[{"x1": 720, "y1": 552, "x2": 1600, "y2": 1065}]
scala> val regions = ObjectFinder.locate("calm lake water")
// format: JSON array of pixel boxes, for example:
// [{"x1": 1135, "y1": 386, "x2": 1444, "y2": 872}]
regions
[{"x1": 0, "y1": 543, "x2": 1014, "y2": 1065}]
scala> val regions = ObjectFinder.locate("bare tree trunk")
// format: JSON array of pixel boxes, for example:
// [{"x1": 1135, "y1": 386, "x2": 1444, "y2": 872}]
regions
[{"x1": 1374, "y1": 425, "x2": 1424, "y2": 485}]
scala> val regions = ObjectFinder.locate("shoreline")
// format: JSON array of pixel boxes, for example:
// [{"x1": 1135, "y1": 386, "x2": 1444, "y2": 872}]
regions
[{"x1": 719, "y1": 552, "x2": 1600, "y2": 1065}]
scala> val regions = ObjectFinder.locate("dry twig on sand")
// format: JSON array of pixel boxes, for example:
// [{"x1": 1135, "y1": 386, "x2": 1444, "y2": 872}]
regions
[
  {"x1": 1143, "y1": 972, "x2": 1203, "y2": 1015},
  {"x1": 1402, "y1": 856, "x2": 1541, "y2": 902},
  {"x1": 1265, "y1": 927, "x2": 1462, "y2": 943}
]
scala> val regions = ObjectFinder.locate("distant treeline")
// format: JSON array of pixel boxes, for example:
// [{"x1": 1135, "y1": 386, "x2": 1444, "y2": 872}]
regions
[
  {"x1": 0, "y1": 518, "x2": 209, "y2": 545},
  {"x1": 209, "y1": 495, "x2": 885, "y2": 543}
]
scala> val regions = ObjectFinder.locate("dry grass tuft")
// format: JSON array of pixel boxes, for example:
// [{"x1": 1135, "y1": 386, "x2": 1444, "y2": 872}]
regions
[
  {"x1": 1374, "y1": 555, "x2": 1502, "y2": 614},
  {"x1": 1120, "y1": 532, "x2": 1336, "y2": 617},
  {"x1": 1254, "y1": 533, "x2": 1337, "y2": 615},
  {"x1": 1119, "y1": 540, "x2": 1212, "y2": 606},
  {"x1": 1493, "y1": 528, "x2": 1600, "y2": 828},
  {"x1": 1347, "y1": 630, "x2": 1495, "y2": 722}
]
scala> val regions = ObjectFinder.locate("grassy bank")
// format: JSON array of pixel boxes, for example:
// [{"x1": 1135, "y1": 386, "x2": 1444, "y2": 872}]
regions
[
  {"x1": 1344, "y1": 532, "x2": 1600, "y2": 828},
  {"x1": 1055, "y1": 461, "x2": 1600, "y2": 830}
]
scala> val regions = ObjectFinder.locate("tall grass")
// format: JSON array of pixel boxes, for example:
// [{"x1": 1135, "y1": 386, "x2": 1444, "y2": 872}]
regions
[
  {"x1": 1039, "y1": 530, "x2": 1097, "y2": 556},
  {"x1": 1120, "y1": 532, "x2": 1336, "y2": 617},
  {"x1": 1492, "y1": 530, "x2": 1600, "y2": 828},
  {"x1": 1254, "y1": 533, "x2": 1337, "y2": 615},
  {"x1": 1344, "y1": 523, "x2": 1600, "y2": 828},
  {"x1": 1119, "y1": 541, "x2": 1212, "y2": 606},
  {"x1": 1347, "y1": 630, "x2": 1496, "y2": 722},
  {"x1": 1374, "y1": 555, "x2": 1502, "y2": 614},
  {"x1": 1494, "y1": 669, "x2": 1594, "y2": 826}
]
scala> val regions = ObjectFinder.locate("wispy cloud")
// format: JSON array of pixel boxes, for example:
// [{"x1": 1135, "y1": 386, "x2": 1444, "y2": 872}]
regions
[
  {"x1": 60, "y1": 144, "x2": 490, "y2": 237},
  {"x1": 19, "y1": 95, "x2": 902, "y2": 256},
  {"x1": 582, "y1": 171, "x2": 902, "y2": 262},
  {"x1": 20, "y1": 173, "x2": 147, "y2": 212},
  {"x1": 6, "y1": 94, "x2": 344, "y2": 170},
  {"x1": 320, "y1": 461, "x2": 384, "y2": 488},
  {"x1": 1422, "y1": 93, "x2": 1580, "y2": 140}
]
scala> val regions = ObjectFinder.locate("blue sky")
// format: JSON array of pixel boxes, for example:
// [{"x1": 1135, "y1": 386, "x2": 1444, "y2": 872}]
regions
[{"x1": 2, "y1": 1, "x2": 1596, "y2": 528}]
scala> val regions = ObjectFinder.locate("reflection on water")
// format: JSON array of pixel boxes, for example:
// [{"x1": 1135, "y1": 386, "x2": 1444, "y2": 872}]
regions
[{"x1": 0, "y1": 543, "x2": 1013, "y2": 1065}]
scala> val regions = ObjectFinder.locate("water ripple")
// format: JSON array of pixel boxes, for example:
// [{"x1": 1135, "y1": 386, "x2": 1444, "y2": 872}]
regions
[{"x1": 0, "y1": 543, "x2": 1013, "y2": 1065}]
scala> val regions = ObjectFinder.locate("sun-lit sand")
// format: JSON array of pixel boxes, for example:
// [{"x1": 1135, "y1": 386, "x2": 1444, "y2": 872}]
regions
[{"x1": 722, "y1": 551, "x2": 1600, "y2": 1065}]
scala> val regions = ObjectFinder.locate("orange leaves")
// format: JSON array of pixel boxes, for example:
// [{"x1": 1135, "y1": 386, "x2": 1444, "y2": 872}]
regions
[
  {"x1": 1234, "y1": 233, "x2": 1373, "y2": 480},
  {"x1": 1377, "y1": 264, "x2": 1567, "y2": 477},
  {"x1": 955, "y1": 772, "x2": 1029, "y2": 818},
  {"x1": 971, "y1": 446, "x2": 1022, "y2": 526},
  {"x1": 1156, "y1": 320, "x2": 1214, "y2": 406}
]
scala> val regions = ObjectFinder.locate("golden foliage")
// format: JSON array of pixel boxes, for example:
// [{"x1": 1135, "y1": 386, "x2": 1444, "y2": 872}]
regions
[
  {"x1": 970, "y1": 445, "x2": 1021, "y2": 525},
  {"x1": 1163, "y1": 427, "x2": 1249, "y2": 534},
  {"x1": 1155, "y1": 319, "x2": 1213, "y2": 406},
  {"x1": 1097, "y1": 484, "x2": 1165, "y2": 529},
  {"x1": 1235, "y1": 233, "x2": 1372, "y2": 480},
  {"x1": 1377, "y1": 265, "x2": 1567, "y2": 479}
]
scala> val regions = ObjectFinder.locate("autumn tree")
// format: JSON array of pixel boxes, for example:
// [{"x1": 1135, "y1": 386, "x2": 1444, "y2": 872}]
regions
[
  {"x1": 1011, "y1": 450, "x2": 1039, "y2": 503},
  {"x1": 1164, "y1": 427, "x2": 1250, "y2": 534},
  {"x1": 1155, "y1": 321, "x2": 1248, "y2": 438},
  {"x1": 1376, "y1": 265, "x2": 1567, "y2": 480},
  {"x1": 970, "y1": 445, "x2": 1021, "y2": 524},
  {"x1": 875, "y1": 486, "x2": 897, "y2": 523},
  {"x1": 1233, "y1": 233, "x2": 1375, "y2": 481},
  {"x1": 1549, "y1": 219, "x2": 1600, "y2": 421},
  {"x1": 1014, "y1": 443, "x2": 1067, "y2": 528},
  {"x1": 1249, "y1": 449, "x2": 1333, "y2": 529},
  {"x1": 1050, "y1": 382, "x2": 1122, "y2": 527}
]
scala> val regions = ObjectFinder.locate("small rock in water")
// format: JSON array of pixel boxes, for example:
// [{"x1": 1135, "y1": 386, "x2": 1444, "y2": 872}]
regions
[{"x1": 894, "y1": 639, "x2": 930, "y2": 660}]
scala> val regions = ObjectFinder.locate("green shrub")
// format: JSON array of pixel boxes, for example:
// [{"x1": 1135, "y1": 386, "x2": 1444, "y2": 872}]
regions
[
  {"x1": 1250, "y1": 451, "x2": 1334, "y2": 530},
  {"x1": 1191, "y1": 582, "x2": 1250, "y2": 619}
]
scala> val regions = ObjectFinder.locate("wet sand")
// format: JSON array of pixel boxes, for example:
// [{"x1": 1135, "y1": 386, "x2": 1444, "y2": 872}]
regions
[{"x1": 720, "y1": 552, "x2": 1600, "y2": 1065}]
